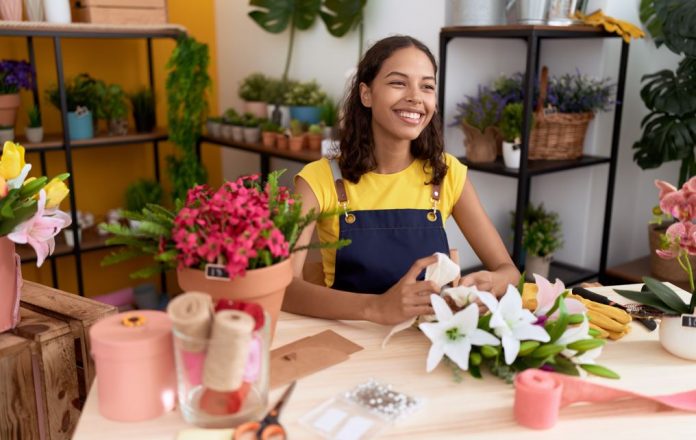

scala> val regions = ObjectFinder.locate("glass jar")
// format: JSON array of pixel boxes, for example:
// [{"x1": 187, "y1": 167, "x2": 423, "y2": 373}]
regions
[{"x1": 173, "y1": 310, "x2": 270, "y2": 428}]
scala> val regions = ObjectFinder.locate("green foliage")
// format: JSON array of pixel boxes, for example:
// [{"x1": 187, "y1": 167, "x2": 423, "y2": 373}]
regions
[
  {"x1": 635, "y1": 0, "x2": 696, "y2": 186},
  {"x1": 498, "y1": 102, "x2": 527, "y2": 142},
  {"x1": 166, "y1": 35, "x2": 210, "y2": 202},
  {"x1": 290, "y1": 119, "x2": 304, "y2": 136},
  {"x1": 100, "y1": 83, "x2": 129, "y2": 120},
  {"x1": 129, "y1": 88, "x2": 156, "y2": 131},
  {"x1": 319, "y1": 97, "x2": 338, "y2": 126},
  {"x1": 308, "y1": 123, "x2": 322, "y2": 134},
  {"x1": 615, "y1": 276, "x2": 694, "y2": 314},
  {"x1": 260, "y1": 120, "x2": 280, "y2": 132},
  {"x1": 27, "y1": 106, "x2": 41, "y2": 128},
  {"x1": 242, "y1": 113, "x2": 260, "y2": 128},
  {"x1": 46, "y1": 73, "x2": 102, "y2": 113},
  {"x1": 125, "y1": 179, "x2": 163, "y2": 212},
  {"x1": 223, "y1": 108, "x2": 241, "y2": 125},
  {"x1": 0, "y1": 173, "x2": 69, "y2": 236},
  {"x1": 263, "y1": 78, "x2": 297, "y2": 105},
  {"x1": 284, "y1": 80, "x2": 327, "y2": 106},
  {"x1": 239, "y1": 72, "x2": 270, "y2": 102},
  {"x1": 511, "y1": 203, "x2": 563, "y2": 257},
  {"x1": 319, "y1": 0, "x2": 366, "y2": 37}
]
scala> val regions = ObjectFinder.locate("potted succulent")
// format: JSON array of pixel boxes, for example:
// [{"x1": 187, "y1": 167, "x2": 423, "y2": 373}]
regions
[
  {"x1": 239, "y1": 72, "x2": 270, "y2": 119},
  {"x1": 511, "y1": 202, "x2": 563, "y2": 279},
  {"x1": 25, "y1": 106, "x2": 43, "y2": 143},
  {"x1": 221, "y1": 108, "x2": 238, "y2": 140},
  {"x1": 498, "y1": 102, "x2": 532, "y2": 169},
  {"x1": 46, "y1": 73, "x2": 100, "y2": 140},
  {"x1": 101, "y1": 83, "x2": 129, "y2": 136},
  {"x1": 452, "y1": 86, "x2": 505, "y2": 163},
  {"x1": 0, "y1": 125, "x2": 13, "y2": 143},
  {"x1": 319, "y1": 97, "x2": 338, "y2": 140},
  {"x1": 242, "y1": 113, "x2": 262, "y2": 144},
  {"x1": 307, "y1": 123, "x2": 322, "y2": 151},
  {"x1": 0, "y1": 60, "x2": 32, "y2": 129},
  {"x1": 225, "y1": 109, "x2": 245, "y2": 143},
  {"x1": 285, "y1": 80, "x2": 327, "y2": 125},
  {"x1": 260, "y1": 120, "x2": 278, "y2": 148},
  {"x1": 129, "y1": 88, "x2": 156, "y2": 133},
  {"x1": 275, "y1": 125, "x2": 289, "y2": 150},
  {"x1": 125, "y1": 179, "x2": 163, "y2": 230},
  {"x1": 206, "y1": 116, "x2": 223, "y2": 138},
  {"x1": 288, "y1": 119, "x2": 305, "y2": 151}
]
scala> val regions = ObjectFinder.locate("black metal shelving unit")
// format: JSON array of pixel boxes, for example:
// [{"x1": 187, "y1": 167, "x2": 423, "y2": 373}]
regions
[
  {"x1": 439, "y1": 24, "x2": 630, "y2": 285},
  {"x1": 0, "y1": 22, "x2": 184, "y2": 296}
]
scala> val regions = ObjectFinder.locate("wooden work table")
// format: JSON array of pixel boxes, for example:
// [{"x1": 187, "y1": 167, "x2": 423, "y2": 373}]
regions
[{"x1": 73, "y1": 285, "x2": 696, "y2": 439}]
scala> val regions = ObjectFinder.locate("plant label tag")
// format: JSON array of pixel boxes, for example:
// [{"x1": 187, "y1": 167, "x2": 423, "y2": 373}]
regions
[
  {"x1": 681, "y1": 314, "x2": 696, "y2": 328},
  {"x1": 205, "y1": 264, "x2": 229, "y2": 280}
]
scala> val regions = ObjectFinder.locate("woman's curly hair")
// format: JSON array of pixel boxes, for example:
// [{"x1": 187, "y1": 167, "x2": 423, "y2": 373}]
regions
[{"x1": 338, "y1": 35, "x2": 447, "y2": 186}]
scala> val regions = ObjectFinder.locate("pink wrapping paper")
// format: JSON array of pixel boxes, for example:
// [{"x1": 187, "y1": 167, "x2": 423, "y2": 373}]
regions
[
  {"x1": 0, "y1": 237, "x2": 22, "y2": 333},
  {"x1": 514, "y1": 369, "x2": 696, "y2": 429}
]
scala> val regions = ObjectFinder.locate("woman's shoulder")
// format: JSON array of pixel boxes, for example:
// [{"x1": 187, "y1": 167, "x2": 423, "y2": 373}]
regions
[{"x1": 298, "y1": 157, "x2": 334, "y2": 181}]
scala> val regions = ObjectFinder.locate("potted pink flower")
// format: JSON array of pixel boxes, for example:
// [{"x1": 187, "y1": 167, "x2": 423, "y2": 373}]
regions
[
  {"x1": 0, "y1": 141, "x2": 71, "y2": 332},
  {"x1": 101, "y1": 170, "x2": 349, "y2": 337}
]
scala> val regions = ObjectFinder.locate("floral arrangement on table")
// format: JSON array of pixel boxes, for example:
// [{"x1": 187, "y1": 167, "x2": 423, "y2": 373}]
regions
[
  {"x1": 616, "y1": 177, "x2": 696, "y2": 315},
  {"x1": 420, "y1": 273, "x2": 619, "y2": 382},
  {"x1": 0, "y1": 141, "x2": 71, "y2": 266},
  {"x1": 101, "y1": 170, "x2": 349, "y2": 279}
]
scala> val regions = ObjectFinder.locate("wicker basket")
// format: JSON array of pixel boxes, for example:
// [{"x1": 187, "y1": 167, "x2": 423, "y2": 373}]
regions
[
  {"x1": 461, "y1": 121, "x2": 501, "y2": 163},
  {"x1": 529, "y1": 66, "x2": 595, "y2": 160}
]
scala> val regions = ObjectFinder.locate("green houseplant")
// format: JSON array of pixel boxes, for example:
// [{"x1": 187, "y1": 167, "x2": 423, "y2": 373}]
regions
[
  {"x1": 511, "y1": 203, "x2": 563, "y2": 279},
  {"x1": 129, "y1": 88, "x2": 156, "y2": 133},
  {"x1": 498, "y1": 102, "x2": 525, "y2": 169},
  {"x1": 634, "y1": 0, "x2": 696, "y2": 187},
  {"x1": 101, "y1": 83, "x2": 129, "y2": 136},
  {"x1": 239, "y1": 72, "x2": 270, "y2": 118},
  {"x1": 285, "y1": 80, "x2": 327, "y2": 124},
  {"x1": 242, "y1": 113, "x2": 262, "y2": 144},
  {"x1": 319, "y1": 97, "x2": 338, "y2": 139},
  {"x1": 25, "y1": 105, "x2": 43, "y2": 143},
  {"x1": 46, "y1": 73, "x2": 101, "y2": 140},
  {"x1": 260, "y1": 120, "x2": 279, "y2": 147},
  {"x1": 166, "y1": 36, "x2": 210, "y2": 202}
]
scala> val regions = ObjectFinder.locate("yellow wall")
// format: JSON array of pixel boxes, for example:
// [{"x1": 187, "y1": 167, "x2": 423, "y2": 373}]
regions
[{"x1": 1, "y1": 2, "x2": 221, "y2": 298}]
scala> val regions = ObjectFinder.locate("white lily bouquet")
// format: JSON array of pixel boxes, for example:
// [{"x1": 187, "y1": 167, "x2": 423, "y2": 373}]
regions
[{"x1": 420, "y1": 255, "x2": 619, "y2": 382}]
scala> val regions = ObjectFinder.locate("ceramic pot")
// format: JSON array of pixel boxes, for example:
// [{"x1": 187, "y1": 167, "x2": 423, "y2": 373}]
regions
[
  {"x1": 243, "y1": 101, "x2": 268, "y2": 120},
  {"x1": 261, "y1": 131, "x2": 276, "y2": 148},
  {"x1": 176, "y1": 258, "x2": 293, "y2": 338},
  {"x1": 0, "y1": 93, "x2": 21, "y2": 127},
  {"x1": 0, "y1": 237, "x2": 22, "y2": 333},
  {"x1": 206, "y1": 120, "x2": 222, "y2": 138},
  {"x1": 231, "y1": 126, "x2": 244, "y2": 143},
  {"x1": 24, "y1": 0, "x2": 43, "y2": 21},
  {"x1": 289, "y1": 106, "x2": 321, "y2": 125},
  {"x1": 525, "y1": 254, "x2": 552, "y2": 279},
  {"x1": 659, "y1": 315, "x2": 696, "y2": 361},
  {"x1": 67, "y1": 110, "x2": 94, "y2": 140},
  {"x1": 0, "y1": 128, "x2": 14, "y2": 143},
  {"x1": 25, "y1": 126, "x2": 43, "y2": 143},
  {"x1": 0, "y1": 0, "x2": 22, "y2": 20},
  {"x1": 502, "y1": 141, "x2": 521, "y2": 168},
  {"x1": 221, "y1": 124, "x2": 234, "y2": 140},
  {"x1": 243, "y1": 127, "x2": 260, "y2": 144},
  {"x1": 43, "y1": 0, "x2": 70, "y2": 23}
]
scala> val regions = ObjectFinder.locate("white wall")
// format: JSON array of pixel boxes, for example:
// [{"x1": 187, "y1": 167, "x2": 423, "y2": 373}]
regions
[{"x1": 214, "y1": 0, "x2": 683, "y2": 273}]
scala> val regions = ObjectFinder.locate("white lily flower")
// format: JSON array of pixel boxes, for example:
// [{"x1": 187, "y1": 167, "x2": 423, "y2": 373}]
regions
[
  {"x1": 556, "y1": 317, "x2": 602, "y2": 364},
  {"x1": 477, "y1": 285, "x2": 550, "y2": 365},
  {"x1": 425, "y1": 252, "x2": 460, "y2": 288},
  {"x1": 532, "y1": 273, "x2": 585, "y2": 318},
  {"x1": 442, "y1": 285, "x2": 480, "y2": 308},
  {"x1": 419, "y1": 294, "x2": 500, "y2": 372},
  {"x1": 7, "y1": 163, "x2": 31, "y2": 189}
]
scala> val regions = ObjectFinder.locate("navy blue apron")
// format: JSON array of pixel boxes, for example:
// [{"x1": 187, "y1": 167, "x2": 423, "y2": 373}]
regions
[{"x1": 329, "y1": 160, "x2": 449, "y2": 294}]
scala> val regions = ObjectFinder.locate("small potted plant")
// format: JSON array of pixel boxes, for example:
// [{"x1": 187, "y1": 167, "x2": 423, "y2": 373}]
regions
[
  {"x1": 319, "y1": 97, "x2": 338, "y2": 140},
  {"x1": 47, "y1": 73, "x2": 100, "y2": 140},
  {"x1": 129, "y1": 88, "x2": 156, "y2": 133},
  {"x1": 275, "y1": 125, "x2": 289, "y2": 150},
  {"x1": 221, "y1": 108, "x2": 239, "y2": 140},
  {"x1": 25, "y1": 106, "x2": 43, "y2": 143},
  {"x1": 307, "y1": 123, "x2": 322, "y2": 151},
  {"x1": 242, "y1": 113, "x2": 261, "y2": 144},
  {"x1": 124, "y1": 179, "x2": 163, "y2": 230},
  {"x1": 206, "y1": 116, "x2": 223, "y2": 138},
  {"x1": 616, "y1": 177, "x2": 696, "y2": 360},
  {"x1": 511, "y1": 202, "x2": 563, "y2": 279},
  {"x1": 260, "y1": 120, "x2": 278, "y2": 148},
  {"x1": 498, "y1": 102, "x2": 533, "y2": 169},
  {"x1": 264, "y1": 78, "x2": 296, "y2": 127},
  {"x1": 64, "y1": 210, "x2": 95, "y2": 248},
  {"x1": 452, "y1": 86, "x2": 505, "y2": 163},
  {"x1": 239, "y1": 72, "x2": 269, "y2": 119},
  {"x1": 285, "y1": 80, "x2": 327, "y2": 125},
  {"x1": 0, "y1": 60, "x2": 33, "y2": 130},
  {"x1": 288, "y1": 119, "x2": 305, "y2": 151},
  {"x1": 101, "y1": 83, "x2": 129, "y2": 136}
]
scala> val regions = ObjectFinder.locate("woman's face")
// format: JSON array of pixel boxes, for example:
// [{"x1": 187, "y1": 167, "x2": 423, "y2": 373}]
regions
[{"x1": 360, "y1": 46, "x2": 437, "y2": 143}]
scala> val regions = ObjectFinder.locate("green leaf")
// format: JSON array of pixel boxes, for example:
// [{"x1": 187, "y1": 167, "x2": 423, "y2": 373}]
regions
[
  {"x1": 248, "y1": 0, "x2": 321, "y2": 33},
  {"x1": 101, "y1": 249, "x2": 146, "y2": 266},
  {"x1": 480, "y1": 345, "x2": 499, "y2": 358},
  {"x1": 552, "y1": 355, "x2": 580, "y2": 376},
  {"x1": 613, "y1": 289, "x2": 675, "y2": 314},
  {"x1": 567, "y1": 313, "x2": 585, "y2": 325},
  {"x1": 319, "y1": 0, "x2": 366, "y2": 37},
  {"x1": 566, "y1": 338, "x2": 605, "y2": 352},
  {"x1": 580, "y1": 364, "x2": 620, "y2": 379},
  {"x1": 130, "y1": 265, "x2": 164, "y2": 279},
  {"x1": 18, "y1": 176, "x2": 48, "y2": 198},
  {"x1": 468, "y1": 364, "x2": 482, "y2": 379},
  {"x1": 547, "y1": 294, "x2": 570, "y2": 343},
  {"x1": 518, "y1": 341, "x2": 540, "y2": 356},
  {"x1": 530, "y1": 344, "x2": 565, "y2": 359},
  {"x1": 0, "y1": 204, "x2": 37, "y2": 236},
  {"x1": 469, "y1": 352, "x2": 482, "y2": 366},
  {"x1": 643, "y1": 276, "x2": 690, "y2": 314}
]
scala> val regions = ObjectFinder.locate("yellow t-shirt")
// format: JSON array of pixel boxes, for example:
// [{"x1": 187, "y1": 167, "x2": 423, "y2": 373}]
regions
[{"x1": 296, "y1": 153, "x2": 467, "y2": 288}]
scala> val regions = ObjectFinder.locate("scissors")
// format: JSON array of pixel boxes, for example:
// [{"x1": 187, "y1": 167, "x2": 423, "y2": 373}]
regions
[{"x1": 234, "y1": 381, "x2": 297, "y2": 440}]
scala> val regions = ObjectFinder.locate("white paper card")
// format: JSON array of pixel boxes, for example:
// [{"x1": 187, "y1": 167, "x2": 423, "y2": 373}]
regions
[
  {"x1": 313, "y1": 408, "x2": 348, "y2": 432},
  {"x1": 335, "y1": 416, "x2": 374, "y2": 440}
]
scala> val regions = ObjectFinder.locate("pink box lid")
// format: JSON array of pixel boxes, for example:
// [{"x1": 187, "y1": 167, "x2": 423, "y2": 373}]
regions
[{"x1": 90, "y1": 310, "x2": 173, "y2": 361}]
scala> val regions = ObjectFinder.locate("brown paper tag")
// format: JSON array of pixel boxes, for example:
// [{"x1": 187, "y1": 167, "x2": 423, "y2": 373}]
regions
[{"x1": 270, "y1": 330, "x2": 363, "y2": 389}]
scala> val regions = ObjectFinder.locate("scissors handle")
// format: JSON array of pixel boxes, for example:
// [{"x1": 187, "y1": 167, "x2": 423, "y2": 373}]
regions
[{"x1": 233, "y1": 421, "x2": 286, "y2": 440}]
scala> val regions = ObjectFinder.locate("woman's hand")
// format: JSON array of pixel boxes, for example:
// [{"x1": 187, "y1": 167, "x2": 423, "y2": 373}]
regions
[
  {"x1": 458, "y1": 264, "x2": 519, "y2": 297},
  {"x1": 366, "y1": 255, "x2": 441, "y2": 325}
]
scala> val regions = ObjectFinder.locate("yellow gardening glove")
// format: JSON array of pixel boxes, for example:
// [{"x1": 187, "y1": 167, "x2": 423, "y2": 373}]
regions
[
  {"x1": 567, "y1": 293, "x2": 632, "y2": 340},
  {"x1": 575, "y1": 9, "x2": 645, "y2": 43},
  {"x1": 522, "y1": 283, "x2": 538, "y2": 311}
]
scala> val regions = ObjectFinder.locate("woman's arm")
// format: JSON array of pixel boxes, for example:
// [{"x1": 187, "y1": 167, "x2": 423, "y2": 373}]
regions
[
  {"x1": 282, "y1": 177, "x2": 438, "y2": 324},
  {"x1": 451, "y1": 178, "x2": 520, "y2": 296}
]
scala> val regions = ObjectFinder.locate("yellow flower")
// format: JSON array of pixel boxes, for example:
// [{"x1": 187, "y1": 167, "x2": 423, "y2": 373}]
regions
[
  {"x1": 44, "y1": 177, "x2": 70, "y2": 209},
  {"x1": 0, "y1": 176, "x2": 7, "y2": 198},
  {"x1": 0, "y1": 141, "x2": 26, "y2": 180}
]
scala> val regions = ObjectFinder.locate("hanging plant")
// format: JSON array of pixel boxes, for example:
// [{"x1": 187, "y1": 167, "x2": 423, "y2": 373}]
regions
[{"x1": 165, "y1": 35, "x2": 210, "y2": 202}]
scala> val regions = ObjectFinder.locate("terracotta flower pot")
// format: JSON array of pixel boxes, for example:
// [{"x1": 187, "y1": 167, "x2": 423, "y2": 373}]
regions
[
  {"x1": 307, "y1": 133, "x2": 322, "y2": 151},
  {"x1": 288, "y1": 135, "x2": 305, "y2": 152},
  {"x1": 0, "y1": 237, "x2": 22, "y2": 333},
  {"x1": 176, "y1": 258, "x2": 293, "y2": 339},
  {"x1": 0, "y1": 94, "x2": 21, "y2": 127},
  {"x1": 261, "y1": 131, "x2": 276, "y2": 148},
  {"x1": 275, "y1": 133, "x2": 288, "y2": 150}
]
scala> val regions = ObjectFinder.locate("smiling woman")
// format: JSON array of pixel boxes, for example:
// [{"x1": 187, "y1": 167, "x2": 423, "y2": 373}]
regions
[{"x1": 284, "y1": 35, "x2": 520, "y2": 327}]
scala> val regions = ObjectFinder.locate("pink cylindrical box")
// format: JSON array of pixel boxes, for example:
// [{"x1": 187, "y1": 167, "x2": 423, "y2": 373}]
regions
[{"x1": 90, "y1": 310, "x2": 177, "y2": 422}]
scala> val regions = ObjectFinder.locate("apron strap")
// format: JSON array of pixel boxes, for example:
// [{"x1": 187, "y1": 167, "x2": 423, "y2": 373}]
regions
[{"x1": 329, "y1": 159, "x2": 349, "y2": 204}]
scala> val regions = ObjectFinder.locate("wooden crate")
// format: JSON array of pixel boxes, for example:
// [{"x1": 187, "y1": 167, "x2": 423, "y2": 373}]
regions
[
  {"x1": 20, "y1": 281, "x2": 117, "y2": 404},
  {"x1": 0, "y1": 333, "x2": 40, "y2": 440},
  {"x1": 72, "y1": 0, "x2": 168, "y2": 24}
]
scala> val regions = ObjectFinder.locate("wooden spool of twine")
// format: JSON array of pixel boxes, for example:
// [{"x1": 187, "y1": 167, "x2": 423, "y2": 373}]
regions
[
  {"x1": 202, "y1": 310, "x2": 254, "y2": 392},
  {"x1": 166, "y1": 291, "x2": 213, "y2": 352}
]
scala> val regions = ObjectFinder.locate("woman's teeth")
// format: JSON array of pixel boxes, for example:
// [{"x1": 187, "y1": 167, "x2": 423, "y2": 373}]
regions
[{"x1": 397, "y1": 111, "x2": 422, "y2": 122}]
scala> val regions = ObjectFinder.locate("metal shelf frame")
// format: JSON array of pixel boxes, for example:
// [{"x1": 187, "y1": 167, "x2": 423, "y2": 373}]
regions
[
  {"x1": 0, "y1": 24, "x2": 183, "y2": 295},
  {"x1": 439, "y1": 25, "x2": 630, "y2": 283}
]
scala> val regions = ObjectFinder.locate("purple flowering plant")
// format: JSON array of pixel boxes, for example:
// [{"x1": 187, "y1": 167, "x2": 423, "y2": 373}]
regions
[
  {"x1": 452, "y1": 86, "x2": 507, "y2": 132},
  {"x1": 0, "y1": 60, "x2": 33, "y2": 95}
]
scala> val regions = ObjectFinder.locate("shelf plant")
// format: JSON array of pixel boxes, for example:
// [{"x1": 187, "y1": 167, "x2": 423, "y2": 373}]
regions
[
  {"x1": 511, "y1": 203, "x2": 563, "y2": 278},
  {"x1": 101, "y1": 83, "x2": 129, "y2": 135},
  {"x1": 0, "y1": 60, "x2": 33, "y2": 129},
  {"x1": 129, "y1": 88, "x2": 156, "y2": 133},
  {"x1": 25, "y1": 105, "x2": 43, "y2": 143}
]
